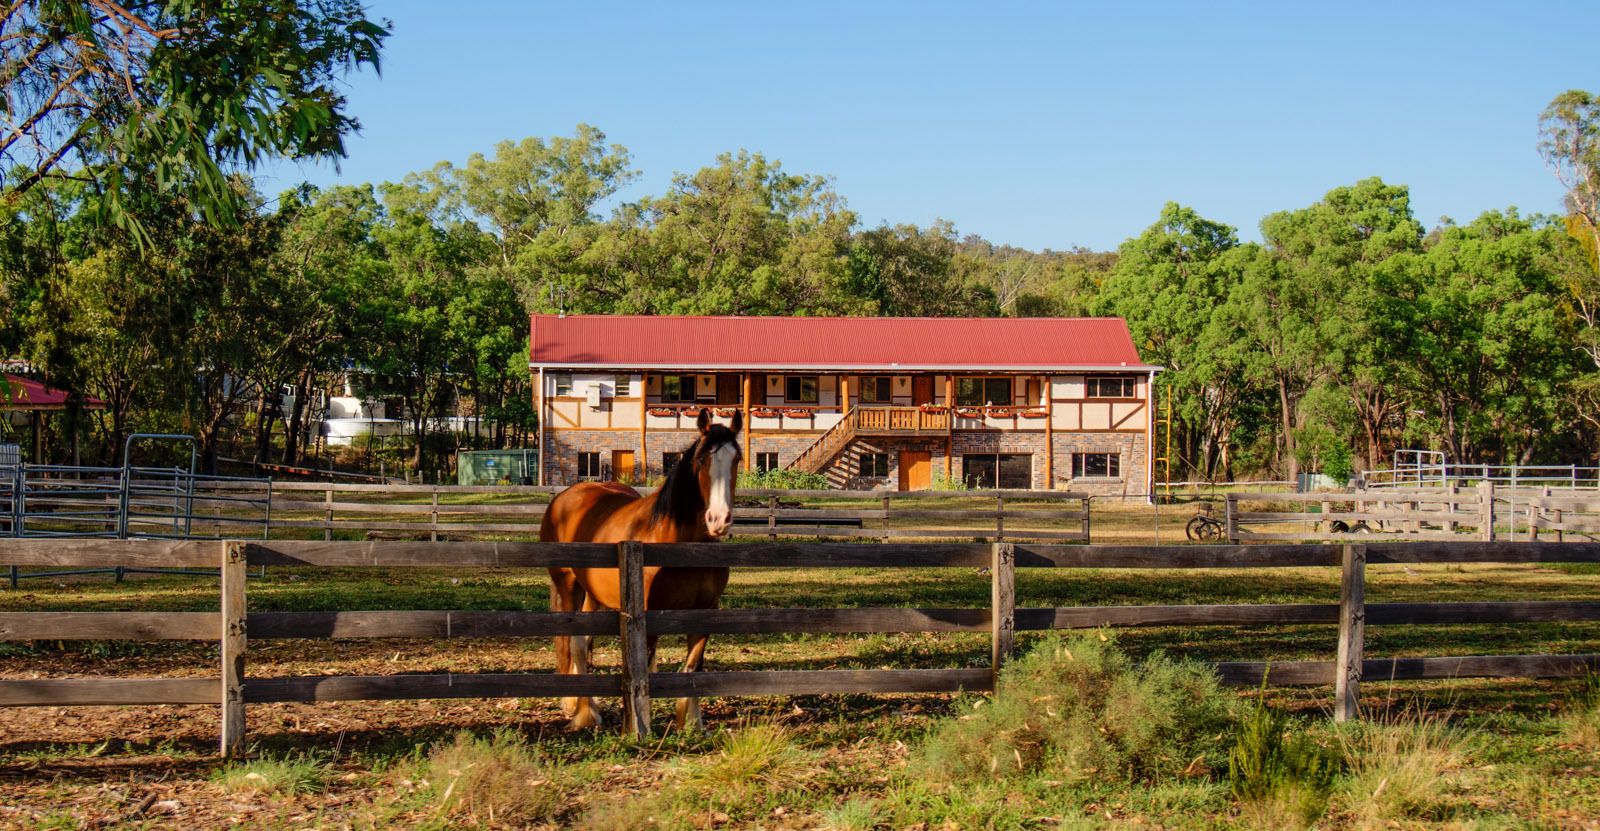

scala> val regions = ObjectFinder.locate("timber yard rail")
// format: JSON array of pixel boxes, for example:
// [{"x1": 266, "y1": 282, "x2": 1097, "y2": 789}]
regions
[{"x1": 0, "y1": 538, "x2": 1596, "y2": 756}]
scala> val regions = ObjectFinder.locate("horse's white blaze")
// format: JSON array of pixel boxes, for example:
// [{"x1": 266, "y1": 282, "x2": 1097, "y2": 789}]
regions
[{"x1": 704, "y1": 443, "x2": 738, "y2": 537}]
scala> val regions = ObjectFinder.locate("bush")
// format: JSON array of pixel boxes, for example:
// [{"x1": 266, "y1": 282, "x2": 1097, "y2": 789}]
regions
[
  {"x1": 737, "y1": 468, "x2": 828, "y2": 490},
  {"x1": 913, "y1": 633, "x2": 1236, "y2": 787},
  {"x1": 1228, "y1": 697, "x2": 1341, "y2": 825},
  {"x1": 1331, "y1": 715, "x2": 1465, "y2": 827}
]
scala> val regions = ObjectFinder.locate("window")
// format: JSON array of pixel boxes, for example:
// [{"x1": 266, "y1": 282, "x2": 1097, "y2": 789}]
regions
[
  {"x1": 662, "y1": 375, "x2": 697, "y2": 403},
  {"x1": 956, "y1": 377, "x2": 1013, "y2": 406},
  {"x1": 662, "y1": 452, "x2": 683, "y2": 474},
  {"x1": 860, "y1": 451, "x2": 890, "y2": 478},
  {"x1": 962, "y1": 454, "x2": 1032, "y2": 489},
  {"x1": 1085, "y1": 377, "x2": 1135, "y2": 398},
  {"x1": 755, "y1": 452, "x2": 779, "y2": 473},
  {"x1": 859, "y1": 376, "x2": 893, "y2": 404},
  {"x1": 614, "y1": 374, "x2": 632, "y2": 396},
  {"x1": 577, "y1": 452, "x2": 603, "y2": 479},
  {"x1": 1072, "y1": 452, "x2": 1121, "y2": 478},
  {"x1": 785, "y1": 375, "x2": 819, "y2": 403},
  {"x1": 553, "y1": 374, "x2": 573, "y2": 396}
]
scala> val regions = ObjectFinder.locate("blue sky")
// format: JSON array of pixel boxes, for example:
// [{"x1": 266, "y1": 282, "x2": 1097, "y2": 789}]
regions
[{"x1": 259, "y1": 1, "x2": 1598, "y2": 252}]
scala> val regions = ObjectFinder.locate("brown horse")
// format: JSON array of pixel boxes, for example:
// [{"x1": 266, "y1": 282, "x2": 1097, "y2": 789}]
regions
[{"x1": 540, "y1": 409, "x2": 742, "y2": 731}]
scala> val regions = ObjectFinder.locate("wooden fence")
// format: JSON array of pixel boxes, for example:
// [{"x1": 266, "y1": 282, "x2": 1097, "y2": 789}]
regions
[
  {"x1": 185, "y1": 482, "x2": 1091, "y2": 543},
  {"x1": 1, "y1": 538, "x2": 1597, "y2": 757},
  {"x1": 1225, "y1": 484, "x2": 1506, "y2": 543}
]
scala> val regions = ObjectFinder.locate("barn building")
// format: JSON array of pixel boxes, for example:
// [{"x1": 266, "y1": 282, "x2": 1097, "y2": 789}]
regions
[{"x1": 529, "y1": 315, "x2": 1160, "y2": 496}]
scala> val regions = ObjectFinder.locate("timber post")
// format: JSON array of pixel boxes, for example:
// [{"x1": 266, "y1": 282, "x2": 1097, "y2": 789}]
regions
[
  {"x1": 995, "y1": 494, "x2": 1005, "y2": 542},
  {"x1": 617, "y1": 540, "x2": 650, "y2": 740},
  {"x1": 1480, "y1": 480, "x2": 1495, "y2": 542},
  {"x1": 1225, "y1": 494, "x2": 1239, "y2": 544},
  {"x1": 323, "y1": 487, "x2": 333, "y2": 542},
  {"x1": 990, "y1": 541, "x2": 1016, "y2": 688},
  {"x1": 1334, "y1": 542, "x2": 1366, "y2": 723},
  {"x1": 221, "y1": 540, "x2": 248, "y2": 758},
  {"x1": 430, "y1": 488, "x2": 440, "y2": 543},
  {"x1": 767, "y1": 495, "x2": 778, "y2": 542}
]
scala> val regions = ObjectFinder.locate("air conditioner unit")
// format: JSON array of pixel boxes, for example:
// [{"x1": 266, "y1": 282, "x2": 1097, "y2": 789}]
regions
[{"x1": 586, "y1": 385, "x2": 604, "y2": 409}]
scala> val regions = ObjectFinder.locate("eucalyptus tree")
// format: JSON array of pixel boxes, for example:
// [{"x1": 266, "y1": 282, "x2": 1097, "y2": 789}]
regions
[
  {"x1": 0, "y1": 1, "x2": 388, "y2": 235},
  {"x1": 1096, "y1": 202, "x2": 1243, "y2": 479}
]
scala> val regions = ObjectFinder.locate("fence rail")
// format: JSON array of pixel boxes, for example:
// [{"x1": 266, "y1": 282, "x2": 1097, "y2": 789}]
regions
[{"x1": 1, "y1": 538, "x2": 1597, "y2": 756}]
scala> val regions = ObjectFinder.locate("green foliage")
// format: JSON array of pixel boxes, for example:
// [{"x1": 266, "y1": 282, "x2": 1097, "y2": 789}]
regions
[
  {"x1": 914, "y1": 633, "x2": 1236, "y2": 787},
  {"x1": 1, "y1": 1, "x2": 389, "y2": 235},
  {"x1": 1227, "y1": 697, "x2": 1341, "y2": 823},
  {"x1": 215, "y1": 753, "x2": 330, "y2": 795},
  {"x1": 928, "y1": 468, "x2": 969, "y2": 491},
  {"x1": 738, "y1": 467, "x2": 828, "y2": 490}
]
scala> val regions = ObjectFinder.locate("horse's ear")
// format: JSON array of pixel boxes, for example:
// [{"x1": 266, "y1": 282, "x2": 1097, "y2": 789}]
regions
[
  {"x1": 730, "y1": 410, "x2": 743, "y2": 435},
  {"x1": 696, "y1": 408, "x2": 712, "y2": 434}
]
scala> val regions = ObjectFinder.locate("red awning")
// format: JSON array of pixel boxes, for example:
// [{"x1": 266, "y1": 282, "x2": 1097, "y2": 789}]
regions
[
  {"x1": 529, "y1": 315, "x2": 1157, "y2": 371},
  {"x1": 1, "y1": 373, "x2": 106, "y2": 411}
]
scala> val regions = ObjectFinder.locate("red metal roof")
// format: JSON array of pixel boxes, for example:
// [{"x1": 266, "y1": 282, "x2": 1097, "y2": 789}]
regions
[
  {"x1": 529, "y1": 315, "x2": 1156, "y2": 371},
  {"x1": 1, "y1": 373, "x2": 106, "y2": 411}
]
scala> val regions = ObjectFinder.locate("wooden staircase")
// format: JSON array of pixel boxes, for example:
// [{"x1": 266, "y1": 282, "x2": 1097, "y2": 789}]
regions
[{"x1": 787, "y1": 407, "x2": 951, "y2": 475}]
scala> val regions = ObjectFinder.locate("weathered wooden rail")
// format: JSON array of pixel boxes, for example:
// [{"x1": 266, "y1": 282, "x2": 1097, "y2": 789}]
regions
[
  {"x1": 178, "y1": 482, "x2": 1092, "y2": 543},
  {"x1": 0, "y1": 538, "x2": 1597, "y2": 757}
]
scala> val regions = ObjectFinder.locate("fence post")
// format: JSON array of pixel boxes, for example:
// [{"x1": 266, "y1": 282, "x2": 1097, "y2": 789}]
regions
[
  {"x1": 881, "y1": 494, "x2": 891, "y2": 543},
  {"x1": 995, "y1": 494, "x2": 1005, "y2": 542},
  {"x1": 990, "y1": 542, "x2": 1015, "y2": 689},
  {"x1": 1479, "y1": 480, "x2": 1495, "y2": 542},
  {"x1": 221, "y1": 540, "x2": 248, "y2": 758},
  {"x1": 617, "y1": 540, "x2": 651, "y2": 741},
  {"x1": 1225, "y1": 494, "x2": 1238, "y2": 544},
  {"x1": 1081, "y1": 495, "x2": 1091, "y2": 543},
  {"x1": 323, "y1": 487, "x2": 333, "y2": 542},
  {"x1": 1334, "y1": 543, "x2": 1366, "y2": 723},
  {"x1": 430, "y1": 488, "x2": 440, "y2": 543},
  {"x1": 766, "y1": 495, "x2": 777, "y2": 542}
]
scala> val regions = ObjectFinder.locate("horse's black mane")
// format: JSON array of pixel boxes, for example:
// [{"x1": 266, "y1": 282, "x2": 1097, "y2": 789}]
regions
[{"x1": 651, "y1": 426, "x2": 740, "y2": 530}]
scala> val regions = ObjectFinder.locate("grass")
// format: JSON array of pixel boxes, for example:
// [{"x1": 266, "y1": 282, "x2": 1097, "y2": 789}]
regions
[{"x1": 1, "y1": 500, "x2": 1598, "y2": 828}]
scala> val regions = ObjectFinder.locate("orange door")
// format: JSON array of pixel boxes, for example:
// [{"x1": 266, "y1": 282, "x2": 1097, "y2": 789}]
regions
[
  {"x1": 611, "y1": 450, "x2": 636, "y2": 483},
  {"x1": 899, "y1": 450, "x2": 932, "y2": 491}
]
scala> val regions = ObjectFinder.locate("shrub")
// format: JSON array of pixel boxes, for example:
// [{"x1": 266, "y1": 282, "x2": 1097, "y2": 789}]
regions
[
  {"x1": 1228, "y1": 697, "x2": 1341, "y2": 825},
  {"x1": 913, "y1": 633, "x2": 1236, "y2": 787},
  {"x1": 737, "y1": 468, "x2": 828, "y2": 490}
]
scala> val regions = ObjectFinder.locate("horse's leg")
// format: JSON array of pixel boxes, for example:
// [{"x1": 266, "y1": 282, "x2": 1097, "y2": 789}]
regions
[
  {"x1": 565, "y1": 594, "x2": 604, "y2": 730},
  {"x1": 549, "y1": 569, "x2": 591, "y2": 724},
  {"x1": 673, "y1": 633, "x2": 711, "y2": 731}
]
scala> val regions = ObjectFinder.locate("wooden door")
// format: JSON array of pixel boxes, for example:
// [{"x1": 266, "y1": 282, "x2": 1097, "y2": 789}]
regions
[
  {"x1": 899, "y1": 450, "x2": 932, "y2": 491},
  {"x1": 611, "y1": 450, "x2": 636, "y2": 483},
  {"x1": 912, "y1": 376, "x2": 934, "y2": 405},
  {"x1": 716, "y1": 375, "x2": 742, "y2": 405}
]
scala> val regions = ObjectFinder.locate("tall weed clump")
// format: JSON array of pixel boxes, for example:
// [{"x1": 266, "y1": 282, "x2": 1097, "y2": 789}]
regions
[
  {"x1": 1559, "y1": 673, "x2": 1600, "y2": 750},
  {"x1": 1228, "y1": 696, "x2": 1341, "y2": 826},
  {"x1": 913, "y1": 634, "x2": 1236, "y2": 786},
  {"x1": 1330, "y1": 714, "x2": 1466, "y2": 828},
  {"x1": 426, "y1": 729, "x2": 567, "y2": 827}
]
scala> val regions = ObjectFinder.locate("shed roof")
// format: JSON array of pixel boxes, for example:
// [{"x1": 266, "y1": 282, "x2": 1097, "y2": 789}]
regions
[
  {"x1": 2, "y1": 373, "x2": 106, "y2": 411},
  {"x1": 529, "y1": 315, "x2": 1157, "y2": 372}
]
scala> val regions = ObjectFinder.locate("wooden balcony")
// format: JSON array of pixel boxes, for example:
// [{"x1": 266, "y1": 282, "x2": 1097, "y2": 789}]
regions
[{"x1": 853, "y1": 406, "x2": 950, "y2": 435}]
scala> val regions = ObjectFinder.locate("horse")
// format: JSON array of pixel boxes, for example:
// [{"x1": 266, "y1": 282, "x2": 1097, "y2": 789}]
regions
[{"x1": 540, "y1": 408, "x2": 743, "y2": 731}]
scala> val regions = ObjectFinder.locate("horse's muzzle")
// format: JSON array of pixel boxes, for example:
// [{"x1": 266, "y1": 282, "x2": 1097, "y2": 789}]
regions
[{"x1": 704, "y1": 509, "x2": 731, "y2": 538}]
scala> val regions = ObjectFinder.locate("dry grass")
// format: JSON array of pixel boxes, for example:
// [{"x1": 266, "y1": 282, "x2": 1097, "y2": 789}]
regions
[
  {"x1": 1331, "y1": 715, "x2": 1469, "y2": 828},
  {"x1": 424, "y1": 729, "x2": 568, "y2": 828}
]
